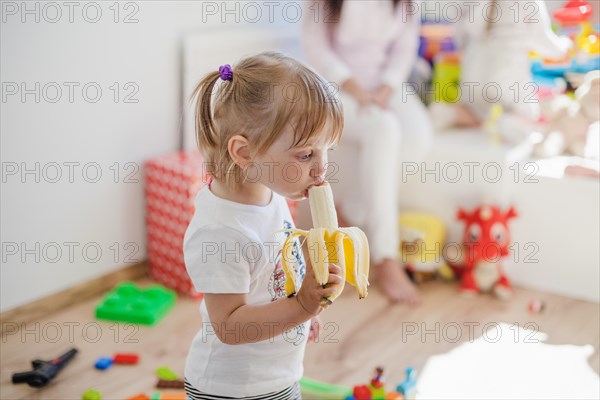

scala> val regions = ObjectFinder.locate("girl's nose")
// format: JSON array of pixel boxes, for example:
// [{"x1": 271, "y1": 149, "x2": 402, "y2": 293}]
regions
[{"x1": 310, "y1": 156, "x2": 328, "y2": 182}]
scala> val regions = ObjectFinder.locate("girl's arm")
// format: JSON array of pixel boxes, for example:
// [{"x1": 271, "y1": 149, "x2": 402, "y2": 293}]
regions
[{"x1": 204, "y1": 263, "x2": 342, "y2": 345}]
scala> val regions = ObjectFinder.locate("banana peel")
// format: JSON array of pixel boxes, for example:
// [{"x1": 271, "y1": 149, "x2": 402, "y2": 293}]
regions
[{"x1": 278, "y1": 182, "x2": 370, "y2": 304}]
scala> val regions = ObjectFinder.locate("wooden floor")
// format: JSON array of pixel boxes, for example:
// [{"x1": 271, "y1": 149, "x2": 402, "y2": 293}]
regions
[{"x1": 1, "y1": 279, "x2": 598, "y2": 400}]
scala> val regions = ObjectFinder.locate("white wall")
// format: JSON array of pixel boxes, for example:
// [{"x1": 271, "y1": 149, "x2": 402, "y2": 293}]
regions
[{"x1": 1, "y1": 0, "x2": 300, "y2": 312}]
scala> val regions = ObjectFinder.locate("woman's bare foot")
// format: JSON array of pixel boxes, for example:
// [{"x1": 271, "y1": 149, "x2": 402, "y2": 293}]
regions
[
  {"x1": 374, "y1": 258, "x2": 422, "y2": 304},
  {"x1": 455, "y1": 104, "x2": 480, "y2": 128}
]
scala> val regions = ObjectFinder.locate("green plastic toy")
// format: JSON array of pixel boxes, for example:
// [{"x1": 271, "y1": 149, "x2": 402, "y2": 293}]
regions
[
  {"x1": 299, "y1": 377, "x2": 352, "y2": 399},
  {"x1": 156, "y1": 366, "x2": 179, "y2": 381},
  {"x1": 82, "y1": 388, "x2": 102, "y2": 400},
  {"x1": 95, "y1": 282, "x2": 176, "y2": 326},
  {"x1": 432, "y1": 56, "x2": 461, "y2": 103},
  {"x1": 370, "y1": 383, "x2": 386, "y2": 400}
]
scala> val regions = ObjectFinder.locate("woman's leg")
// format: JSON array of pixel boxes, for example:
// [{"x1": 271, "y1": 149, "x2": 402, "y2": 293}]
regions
[
  {"x1": 369, "y1": 90, "x2": 436, "y2": 304},
  {"x1": 333, "y1": 91, "x2": 401, "y2": 260},
  {"x1": 390, "y1": 91, "x2": 435, "y2": 164},
  {"x1": 331, "y1": 91, "x2": 421, "y2": 303}
]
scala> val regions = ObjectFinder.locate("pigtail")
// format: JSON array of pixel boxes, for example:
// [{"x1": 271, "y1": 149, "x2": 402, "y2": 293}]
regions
[{"x1": 190, "y1": 71, "x2": 221, "y2": 152}]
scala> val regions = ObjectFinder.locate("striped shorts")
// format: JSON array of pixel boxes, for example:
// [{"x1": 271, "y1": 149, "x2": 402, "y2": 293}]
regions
[{"x1": 184, "y1": 378, "x2": 302, "y2": 400}]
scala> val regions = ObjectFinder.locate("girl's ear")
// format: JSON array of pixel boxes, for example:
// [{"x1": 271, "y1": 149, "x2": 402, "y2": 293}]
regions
[{"x1": 228, "y1": 135, "x2": 252, "y2": 169}]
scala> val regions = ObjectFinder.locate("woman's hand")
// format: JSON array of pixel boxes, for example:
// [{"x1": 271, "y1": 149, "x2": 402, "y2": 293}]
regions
[
  {"x1": 371, "y1": 84, "x2": 393, "y2": 109},
  {"x1": 308, "y1": 315, "x2": 321, "y2": 342},
  {"x1": 296, "y1": 263, "x2": 342, "y2": 316},
  {"x1": 341, "y1": 79, "x2": 373, "y2": 108}
]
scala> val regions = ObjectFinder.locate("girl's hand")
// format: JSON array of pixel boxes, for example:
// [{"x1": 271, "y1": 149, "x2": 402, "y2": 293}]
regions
[
  {"x1": 371, "y1": 84, "x2": 393, "y2": 109},
  {"x1": 341, "y1": 79, "x2": 373, "y2": 108},
  {"x1": 308, "y1": 315, "x2": 321, "y2": 342},
  {"x1": 296, "y1": 263, "x2": 342, "y2": 316}
]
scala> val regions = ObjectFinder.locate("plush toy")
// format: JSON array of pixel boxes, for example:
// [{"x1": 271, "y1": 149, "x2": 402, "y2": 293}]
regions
[
  {"x1": 537, "y1": 70, "x2": 600, "y2": 158},
  {"x1": 399, "y1": 213, "x2": 454, "y2": 283},
  {"x1": 445, "y1": 205, "x2": 518, "y2": 299}
]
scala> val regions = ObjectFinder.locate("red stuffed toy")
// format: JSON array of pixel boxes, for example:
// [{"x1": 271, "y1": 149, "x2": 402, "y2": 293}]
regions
[{"x1": 448, "y1": 205, "x2": 518, "y2": 299}]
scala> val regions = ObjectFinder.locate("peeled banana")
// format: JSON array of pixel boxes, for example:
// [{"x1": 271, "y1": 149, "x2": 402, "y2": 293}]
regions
[{"x1": 279, "y1": 182, "x2": 370, "y2": 303}]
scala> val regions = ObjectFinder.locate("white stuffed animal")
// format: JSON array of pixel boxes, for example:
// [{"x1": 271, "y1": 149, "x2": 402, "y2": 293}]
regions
[{"x1": 538, "y1": 70, "x2": 600, "y2": 158}]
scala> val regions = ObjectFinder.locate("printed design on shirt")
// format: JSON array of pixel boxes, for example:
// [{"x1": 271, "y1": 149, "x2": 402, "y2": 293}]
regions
[{"x1": 269, "y1": 220, "x2": 306, "y2": 302}]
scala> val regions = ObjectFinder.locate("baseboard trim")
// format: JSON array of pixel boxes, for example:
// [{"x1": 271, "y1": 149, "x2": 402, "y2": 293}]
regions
[{"x1": 0, "y1": 261, "x2": 148, "y2": 336}]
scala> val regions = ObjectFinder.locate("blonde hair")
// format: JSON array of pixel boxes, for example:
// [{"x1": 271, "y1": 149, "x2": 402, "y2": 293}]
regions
[{"x1": 190, "y1": 51, "x2": 344, "y2": 190}]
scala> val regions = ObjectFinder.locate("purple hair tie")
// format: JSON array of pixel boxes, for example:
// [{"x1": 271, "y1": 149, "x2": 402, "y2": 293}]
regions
[{"x1": 219, "y1": 64, "x2": 233, "y2": 81}]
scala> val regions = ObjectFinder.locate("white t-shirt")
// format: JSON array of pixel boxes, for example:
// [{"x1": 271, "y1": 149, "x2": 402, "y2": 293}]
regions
[{"x1": 183, "y1": 184, "x2": 309, "y2": 397}]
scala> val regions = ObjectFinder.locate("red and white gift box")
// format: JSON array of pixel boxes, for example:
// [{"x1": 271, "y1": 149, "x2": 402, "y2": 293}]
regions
[
  {"x1": 144, "y1": 151, "x2": 297, "y2": 298},
  {"x1": 145, "y1": 151, "x2": 208, "y2": 298}
]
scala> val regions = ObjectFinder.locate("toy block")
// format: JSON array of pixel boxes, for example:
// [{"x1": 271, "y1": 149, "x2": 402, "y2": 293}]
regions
[
  {"x1": 114, "y1": 353, "x2": 140, "y2": 364},
  {"x1": 369, "y1": 384, "x2": 386, "y2": 400},
  {"x1": 156, "y1": 366, "x2": 179, "y2": 381},
  {"x1": 156, "y1": 379, "x2": 185, "y2": 389},
  {"x1": 385, "y1": 392, "x2": 403, "y2": 400},
  {"x1": 160, "y1": 393, "x2": 187, "y2": 400},
  {"x1": 82, "y1": 389, "x2": 102, "y2": 400},
  {"x1": 95, "y1": 282, "x2": 176, "y2": 326},
  {"x1": 353, "y1": 385, "x2": 372, "y2": 400},
  {"x1": 94, "y1": 357, "x2": 113, "y2": 370},
  {"x1": 127, "y1": 395, "x2": 150, "y2": 400}
]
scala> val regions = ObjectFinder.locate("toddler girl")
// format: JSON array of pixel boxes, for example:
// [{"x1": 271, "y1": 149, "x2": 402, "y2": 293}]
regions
[{"x1": 183, "y1": 51, "x2": 344, "y2": 399}]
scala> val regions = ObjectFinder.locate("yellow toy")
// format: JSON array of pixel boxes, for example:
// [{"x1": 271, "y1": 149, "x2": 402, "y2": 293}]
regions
[
  {"x1": 399, "y1": 213, "x2": 453, "y2": 283},
  {"x1": 280, "y1": 182, "x2": 370, "y2": 303}
]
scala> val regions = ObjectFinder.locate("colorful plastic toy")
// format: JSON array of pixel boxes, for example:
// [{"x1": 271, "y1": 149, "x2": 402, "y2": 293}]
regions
[
  {"x1": 126, "y1": 394, "x2": 150, "y2": 400},
  {"x1": 419, "y1": 22, "x2": 456, "y2": 62},
  {"x1": 353, "y1": 385, "x2": 372, "y2": 400},
  {"x1": 299, "y1": 377, "x2": 352, "y2": 399},
  {"x1": 399, "y1": 213, "x2": 453, "y2": 283},
  {"x1": 369, "y1": 384, "x2": 386, "y2": 400},
  {"x1": 303, "y1": 367, "x2": 417, "y2": 399},
  {"x1": 94, "y1": 357, "x2": 113, "y2": 370},
  {"x1": 529, "y1": 299, "x2": 546, "y2": 313},
  {"x1": 156, "y1": 379, "x2": 185, "y2": 389},
  {"x1": 448, "y1": 205, "x2": 518, "y2": 299},
  {"x1": 431, "y1": 52, "x2": 461, "y2": 103},
  {"x1": 370, "y1": 366, "x2": 385, "y2": 389},
  {"x1": 396, "y1": 367, "x2": 417, "y2": 399},
  {"x1": 156, "y1": 366, "x2": 179, "y2": 381},
  {"x1": 532, "y1": 0, "x2": 599, "y2": 79},
  {"x1": 159, "y1": 393, "x2": 187, "y2": 400},
  {"x1": 114, "y1": 353, "x2": 139, "y2": 364},
  {"x1": 11, "y1": 348, "x2": 78, "y2": 388},
  {"x1": 82, "y1": 389, "x2": 102, "y2": 400},
  {"x1": 553, "y1": 0, "x2": 593, "y2": 29},
  {"x1": 385, "y1": 393, "x2": 403, "y2": 400},
  {"x1": 95, "y1": 282, "x2": 177, "y2": 326}
]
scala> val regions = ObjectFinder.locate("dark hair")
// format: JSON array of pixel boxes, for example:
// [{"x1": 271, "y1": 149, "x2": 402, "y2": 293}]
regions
[{"x1": 326, "y1": 0, "x2": 408, "y2": 22}]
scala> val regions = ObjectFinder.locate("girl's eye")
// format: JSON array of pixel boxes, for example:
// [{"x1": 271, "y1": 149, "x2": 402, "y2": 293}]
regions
[{"x1": 299, "y1": 152, "x2": 313, "y2": 161}]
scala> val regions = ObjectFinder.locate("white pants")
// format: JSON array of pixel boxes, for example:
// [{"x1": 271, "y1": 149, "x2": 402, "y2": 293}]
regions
[{"x1": 329, "y1": 90, "x2": 433, "y2": 263}]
